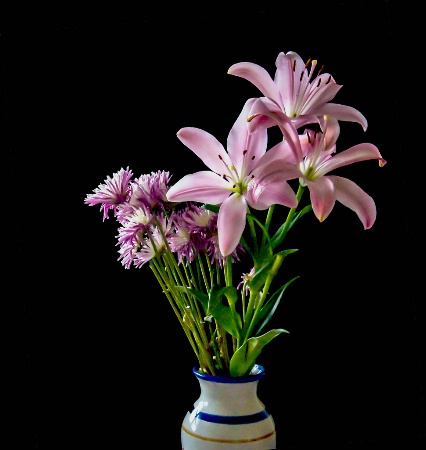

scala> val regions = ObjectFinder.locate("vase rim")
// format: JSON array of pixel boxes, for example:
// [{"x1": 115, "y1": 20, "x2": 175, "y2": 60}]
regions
[{"x1": 192, "y1": 364, "x2": 265, "y2": 383}]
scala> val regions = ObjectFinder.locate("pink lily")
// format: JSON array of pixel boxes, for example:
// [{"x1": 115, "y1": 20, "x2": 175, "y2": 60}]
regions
[
  {"x1": 228, "y1": 51, "x2": 368, "y2": 132},
  {"x1": 253, "y1": 116, "x2": 386, "y2": 229},
  {"x1": 166, "y1": 98, "x2": 301, "y2": 256}
]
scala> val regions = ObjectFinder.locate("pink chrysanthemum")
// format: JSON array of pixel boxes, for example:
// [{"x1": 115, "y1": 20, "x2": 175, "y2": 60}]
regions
[
  {"x1": 129, "y1": 170, "x2": 172, "y2": 212},
  {"x1": 84, "y1": 167, "x2": 133, "y2": 220}
]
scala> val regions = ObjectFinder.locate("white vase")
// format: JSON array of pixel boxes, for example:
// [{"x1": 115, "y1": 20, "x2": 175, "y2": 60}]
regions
[{"x1": 181, "y1": 364, "x2": 276, "y2": 449}]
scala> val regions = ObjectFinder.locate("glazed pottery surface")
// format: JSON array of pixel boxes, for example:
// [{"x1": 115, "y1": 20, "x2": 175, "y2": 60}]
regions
[{"x1": 181, "y1": 364, "x2": 276, "y2": 449}]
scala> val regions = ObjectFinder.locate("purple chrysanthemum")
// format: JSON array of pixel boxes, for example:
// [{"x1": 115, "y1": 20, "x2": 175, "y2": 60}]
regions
[
  {"x1": 172, "y1": 205, "x2": 243, "y2": 267},
  {"x1": 132, "y1": 214, "x2": 173, "y2": 268},
  {"x1": 129, "y1": 170, "x2": 172, "y2": 212},
  {"x1": 84, "y1": 167, "x2": 134, "y2": 220},
  {"x1": 116, "y1": 205, "x2": 153, "y2": 246}
]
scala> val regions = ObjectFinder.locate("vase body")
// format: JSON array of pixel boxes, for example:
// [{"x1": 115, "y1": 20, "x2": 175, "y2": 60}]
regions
[{"x1": 181, "y1": 364, "x2": 276, "y2": 450}]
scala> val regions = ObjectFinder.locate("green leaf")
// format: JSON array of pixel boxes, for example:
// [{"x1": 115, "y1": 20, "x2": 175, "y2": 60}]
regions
[
  {"x1": 246, "y1": 212, "x2": 273, "y2": 246},
  {"x1": 252, "y1": 243, "x2": 274, "y2": 269},
  {"x1": 207, "y1": 286, "x2": 242, "y2": 338},
  {"x1": 173, "y1": 286, "x2": 209, "y2": 308},
  {"x1": 254, "y1": 276, "x2": 300, "y2": 335},
  {"x1": 271, "y1": 205, "x2": 313, "y2": 246},
  {"x1": 249, "y1": 248, "x2": 298, "y2": 292},
  {"x1": 202, "y1": 203, "x2": 219, "y2": 213},
  {"x1": 222, "y1": 285, "x2": 238, "y2": 306},
  {"x1": 229, "y1": 329, "x2": 289, "y2": 377},
  {"x1": 180, "y1": 285, "x2": 242, "y2": 339},
  {"x1": 290, "y1": 204, "x2": 313, "y2": 228}
]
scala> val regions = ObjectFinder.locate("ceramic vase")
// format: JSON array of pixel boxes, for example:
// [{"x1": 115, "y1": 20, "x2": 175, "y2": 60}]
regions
[{"x1": 181, "y1": 364, "x2": 276, "y2": 449}]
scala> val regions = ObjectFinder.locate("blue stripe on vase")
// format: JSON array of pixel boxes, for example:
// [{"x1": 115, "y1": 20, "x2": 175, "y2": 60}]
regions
[{"x1": 195, "y1": 410, "x2": 269, "y2": 424}]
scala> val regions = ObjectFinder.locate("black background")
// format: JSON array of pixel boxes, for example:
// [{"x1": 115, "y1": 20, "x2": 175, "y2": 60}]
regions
[{"x1": 3, "y1": 1, "x2": 424, "y2": 449}]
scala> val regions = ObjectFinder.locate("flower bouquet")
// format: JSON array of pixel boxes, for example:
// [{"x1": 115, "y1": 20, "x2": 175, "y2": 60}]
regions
[{"x1": 85, "y1": 50, "x2": 386, "y2": 378}]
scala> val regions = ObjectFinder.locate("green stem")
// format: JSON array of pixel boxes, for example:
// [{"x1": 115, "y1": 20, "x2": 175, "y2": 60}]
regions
[
  {"x1": 272, "y1": 184, "x2": 305, "y2": 249},
  {"x1": 262, "y1": 204, "x2": 275, "y2": 247},
  {"x1": 149, "y1": 262, "x2": 202, "y2": 364},
  {"x1": 224, "y1": 255, "x2": 232, "y2": 287},
  {"x1": 246, "y1": 208, "x2": 258, "y2": 254},
  {"x1": 239, "y1": 290, "x2": 259, "y2": 346},
  {"x1": 243, "y1": 253, "x2": 284, "y2": 340}
]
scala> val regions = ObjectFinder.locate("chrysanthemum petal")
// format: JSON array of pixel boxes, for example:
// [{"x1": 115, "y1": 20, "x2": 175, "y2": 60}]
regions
[{"x1": 328, "y1": 175, "x2": 377, "y2": 229}]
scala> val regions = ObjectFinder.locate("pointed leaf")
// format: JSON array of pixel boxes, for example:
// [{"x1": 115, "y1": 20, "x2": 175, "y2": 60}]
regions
[
  {"x1": 208, "y1": 287, "x2": 242, "y2": 338},
  {"x1": 222, "y1": 285, "x2": 238, "y2": 306},
  {"x1": 171, "y1": 285, "x2": 242, "y2": 337},
  {"x1": 230, "y1": 329, "x2": 289, "y2": 377},
  {"x1": 249, "y1": 248, "x2": 298, "y2": 292},
  {"x1": 254, "y1": 276, "x2": 300, "y2": 335},
  {"x1": 290, "y1": 204, "x2": 313, "y2": 228},
  {"x1": 202, "y1": 203, "x2": 220, "y2": 213},
  {"x1": 174, "y1": 286, "x2": 209, "y2": 309}
]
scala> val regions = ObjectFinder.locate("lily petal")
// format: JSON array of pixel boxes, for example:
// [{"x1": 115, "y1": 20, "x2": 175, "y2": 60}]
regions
[
  {"x1": 315, "y1": 143, "x2": 386, "y2": 177},
  {"x1": 320, "y1": 116, "x2": 340, "y2": 150},
  {"x1": 247, "y1": 179, "x2": 298, "y2": 210},
  {"x1": 275, "y1": 52, "x2": 341, "y2": 114},
  {"x1": 166, "y1": 171, "x2": 231, "y2": 204},
  {"x1": 314, "y1": 103, "x2": 368, "y2": 131},
  {"x1": 218, "y1": 193, "x2": 248, "y2": 256},
  {"x1": 177, "y1": 127, "x2": 233, "y2": 174},
  {"x1": 328, "y1": 175, "x2": 377, "y2": 229},
  {"x1": 306, "y1": 176, "x2": 336, "y2": 222},
  {"x1": 227, "y1": 98, "x2": 267, "y2": 176},
  {"x1": 246, "y1": 97, "x2": 279, "y2": 132},
  {"x1": 291, "y1": 114, "x2": 321, "y2": 130},
  {"x1": 258, "y1": 139, "x2": 300, "y2": 165},
  {"x1": 275, "y1": 51, "x2": 302, "y2": 112},
  {"x1": 302, "y1": 78, "x2": 341, "y2": 113},
  {"x1": 228, "y1": 62, "x2": 281, "y2": 105},
  {"x1": 248, "y1": 98, "x2": 303, "y2": 161}
]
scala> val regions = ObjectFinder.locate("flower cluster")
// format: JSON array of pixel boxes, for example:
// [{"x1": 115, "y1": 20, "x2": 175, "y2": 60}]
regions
[{"x1": 85, "y1": 50, "x2": 386, "y2": 377}]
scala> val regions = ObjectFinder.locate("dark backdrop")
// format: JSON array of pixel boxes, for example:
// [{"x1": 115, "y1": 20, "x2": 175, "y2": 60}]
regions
[{"x1": 3, "y1": 1, "x2": 424, "y2": 449}]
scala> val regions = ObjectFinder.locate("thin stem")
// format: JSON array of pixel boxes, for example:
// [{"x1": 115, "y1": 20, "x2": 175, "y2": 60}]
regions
[
  {"x1": 246, "y1": 207, "x2": 258, "y2": 254},
  {"x1": 262, "y1": 204, "x2": 275, "y2": 247},
  {"x1": 272, "y1": 184, "x2": 305, "y2": 249},
  {"x1": 243, "y1": 253, "x2": 283, "y2": 340}
]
